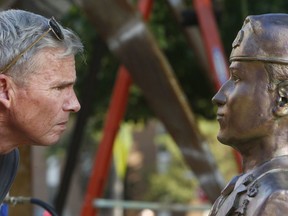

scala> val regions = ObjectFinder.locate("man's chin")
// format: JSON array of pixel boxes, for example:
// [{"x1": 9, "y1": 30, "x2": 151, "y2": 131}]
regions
[{"x1": 30, "y1": 137, "x2": 61, "y2": 146}]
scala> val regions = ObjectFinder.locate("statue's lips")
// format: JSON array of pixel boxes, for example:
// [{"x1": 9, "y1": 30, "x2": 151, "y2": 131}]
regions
[{"x1": 216, "y1": 112, "x2": 224, "y2": 121}]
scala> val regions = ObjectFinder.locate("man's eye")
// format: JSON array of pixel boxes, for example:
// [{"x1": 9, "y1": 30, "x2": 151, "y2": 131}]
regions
[{"x1": 55, "y1": 86, "x2": 65, "y2": 90}]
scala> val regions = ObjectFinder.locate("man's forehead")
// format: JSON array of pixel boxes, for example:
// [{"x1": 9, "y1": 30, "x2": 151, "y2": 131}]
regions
[
  {"x1": 36, "y1": 47, "x2": 72, "y2": 59},
  {"x1": 33, "y1": 49, "x2": 75, "y2": 69}
]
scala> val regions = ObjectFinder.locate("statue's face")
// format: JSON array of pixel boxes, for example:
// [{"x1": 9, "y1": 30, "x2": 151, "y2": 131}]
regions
[{"x1": 212, "y1": 61, "x2": 275, "y2": 149}]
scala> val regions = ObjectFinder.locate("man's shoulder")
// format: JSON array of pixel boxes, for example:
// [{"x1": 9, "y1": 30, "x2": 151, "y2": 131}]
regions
[{"x1": 0, "y1": 149, "x2": 19, "y2": 204}]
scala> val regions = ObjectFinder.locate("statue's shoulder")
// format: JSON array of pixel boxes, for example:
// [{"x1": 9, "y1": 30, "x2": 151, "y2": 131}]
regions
[
  {"x1": 208, "y1": 157, "x2": 288, "y2": 216},
  {"x1": 251, "y1": 167, "x2": 288, "y2": 216},
  {"x1": 254, "y1": 189, "x2": 288, "y2": 216}
]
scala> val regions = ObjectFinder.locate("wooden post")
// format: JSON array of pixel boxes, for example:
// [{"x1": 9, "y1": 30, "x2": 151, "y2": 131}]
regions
[{"x1": 9, "y1": 146, "x2": 33, "y2": 215}]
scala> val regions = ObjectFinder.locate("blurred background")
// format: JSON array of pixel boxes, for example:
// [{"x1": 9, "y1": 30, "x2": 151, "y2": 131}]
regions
[{"x1": 2, "y1": 0, "x2": 288, "y2": 215}]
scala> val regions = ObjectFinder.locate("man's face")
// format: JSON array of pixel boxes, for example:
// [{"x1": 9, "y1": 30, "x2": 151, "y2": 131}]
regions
[
  {"x1": 212, "y1": 61, "x2": 275, "y2": 149},
  {"x1": 8, "y1": 48, "x2": 81, "y2": 146}
]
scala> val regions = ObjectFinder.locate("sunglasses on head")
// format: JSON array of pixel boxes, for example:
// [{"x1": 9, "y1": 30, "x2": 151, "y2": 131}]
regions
[{"x1": 0, "y1": 17, "x2": 64, "y2": 74}]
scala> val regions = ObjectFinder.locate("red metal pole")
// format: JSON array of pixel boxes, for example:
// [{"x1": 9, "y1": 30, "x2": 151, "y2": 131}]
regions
[
  {"x1": 80, "y1": 66, "x2": 132, "y2": 216},
  {"x1": 80, "y1": 1, "x2": 154, "y2": 215},
  {"x1": 193, "y1": 0, "x2": 229, "y2": 89},
  {"x1": 193, "y1": 0, "x2": 242, "y2": 173},
  {"x1": 138, "y1": 0, "x2": 154, "y2": 21}
]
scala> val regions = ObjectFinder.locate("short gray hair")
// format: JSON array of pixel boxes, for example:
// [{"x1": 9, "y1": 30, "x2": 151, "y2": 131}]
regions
[{"x1": 0, "y1": 9, "x2": 83, "y2": 81}]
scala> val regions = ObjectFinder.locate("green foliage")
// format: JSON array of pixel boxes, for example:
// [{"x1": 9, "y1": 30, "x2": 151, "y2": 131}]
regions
[
  {"x1": 148, "y1": 0, "x2": 216, "y2": 119},
  {"x1": 147, "y1": 169, "x2": 197, "y2": 203},
  {"x1": 145, "y1": 133, "x2": 198, "y2": 203}
]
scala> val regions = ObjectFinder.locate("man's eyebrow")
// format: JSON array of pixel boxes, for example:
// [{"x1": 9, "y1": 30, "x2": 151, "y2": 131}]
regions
[{"x1": 53, "y1": 80, "x2": 76, "y2": 87}]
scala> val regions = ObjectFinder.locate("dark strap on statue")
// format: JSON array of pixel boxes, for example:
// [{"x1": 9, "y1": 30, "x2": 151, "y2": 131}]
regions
[{"x1": 0, "y1": 149, "x2": 19, "y2": 204}]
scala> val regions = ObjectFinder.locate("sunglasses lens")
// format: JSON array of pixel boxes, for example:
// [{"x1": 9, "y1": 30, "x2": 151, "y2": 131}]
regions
[{"x1": 49, "y1": 17, "x2": 64, "y2": 40}]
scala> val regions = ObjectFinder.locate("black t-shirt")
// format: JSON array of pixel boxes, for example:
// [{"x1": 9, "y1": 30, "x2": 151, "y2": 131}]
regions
[{"x1": 0, "y1": 149, "x2": 19, "y2": 204}]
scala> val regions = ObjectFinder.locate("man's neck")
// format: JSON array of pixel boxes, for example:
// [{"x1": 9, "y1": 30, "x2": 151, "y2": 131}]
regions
[{"x1": 0, "y1": 125, "x2": 21, "y2": 154}]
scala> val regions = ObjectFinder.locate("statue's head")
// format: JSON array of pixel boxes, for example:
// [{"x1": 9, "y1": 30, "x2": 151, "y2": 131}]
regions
[
  {"x1": 213, "y1": 14, "x2": 288, "y2": 148},
  {"x1": 230, "y1": 14, "x2": 288, "y2": 64}
]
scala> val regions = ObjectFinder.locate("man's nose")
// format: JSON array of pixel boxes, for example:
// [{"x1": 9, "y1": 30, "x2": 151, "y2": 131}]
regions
[{"x1": 63, "y1": 90, "x2": 81, "y2": 112}]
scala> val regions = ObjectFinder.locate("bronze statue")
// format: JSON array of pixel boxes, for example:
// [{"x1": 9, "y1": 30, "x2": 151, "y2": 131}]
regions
[{"x1": 210, "y1": 14, "x2": 288, "y2": 216}]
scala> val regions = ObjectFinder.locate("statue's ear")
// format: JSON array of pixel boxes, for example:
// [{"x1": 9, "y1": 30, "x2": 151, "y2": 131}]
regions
[{"x1": 274, "y1": 81, "x2": 288, "y2": 117}]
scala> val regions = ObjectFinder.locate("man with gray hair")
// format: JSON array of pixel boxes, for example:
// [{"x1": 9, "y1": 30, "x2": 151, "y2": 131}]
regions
[
  {"x1": 0, "y1": 9, "x2": 83, "y2": 207},
  {"x1": 210, "y1": 14, "x2": 288, "y2": 215}
]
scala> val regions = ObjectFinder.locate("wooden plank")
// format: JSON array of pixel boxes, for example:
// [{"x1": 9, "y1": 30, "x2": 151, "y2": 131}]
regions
[{"x1": 9, "y1": 146, "x2": 33, "y2": 215}]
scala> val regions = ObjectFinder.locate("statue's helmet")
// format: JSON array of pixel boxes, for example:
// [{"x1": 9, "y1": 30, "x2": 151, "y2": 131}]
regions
[{"x1": 230, "y1": 14, "x2": 288, "y2": 64}]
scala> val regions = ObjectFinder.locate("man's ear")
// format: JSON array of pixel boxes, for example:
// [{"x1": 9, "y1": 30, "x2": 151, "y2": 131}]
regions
[
  {"x1": 274, "y1": 81, "x2": 288, "y2": 117},
  {"x1": 0, "y1": 74, "x2": 11, "y2": 108}
]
